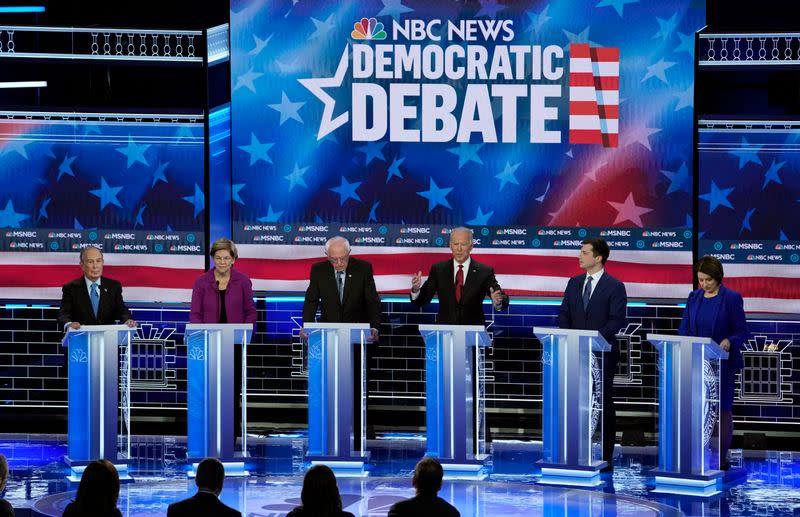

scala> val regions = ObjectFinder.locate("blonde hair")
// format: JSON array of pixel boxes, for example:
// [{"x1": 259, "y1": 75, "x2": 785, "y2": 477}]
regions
[
  {"x1": 209, "y1": 238, "x2": 238, "y2": 260},
  {"x1": 0, "y1": 453, "x2": 8, "y2": 491}
]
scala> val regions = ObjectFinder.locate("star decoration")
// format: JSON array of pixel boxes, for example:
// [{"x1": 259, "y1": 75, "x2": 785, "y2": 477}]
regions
[
  {"x1": 89, "y1": 177, "x2": 124, "y2": 211},
  {"x1": 57, "y1": 154, "x2": 77, "y2": 181},
  {"x1": 330, "y1": 176, "x2": 362, "y2": 205},
  {"x1": 299, "y1": 47, "x2": 350, "y2": 139},
  {"x1": 74, "y1": 218, "x2": 84, "y2": 230},
  {"x1": 134, "y1": 204, "x2": 146, "y2": 229},
  {"x1": 596, "y1": 0, "x2": 639, "y2": 18},
  {"x1": 447, "y1": 143, "x2": 484, "y2": 169},
  {"x1": 622, "y1": 125, "x2": 661, "y2": 151},
  {"x1": 285, "y1": 163, "x2": 310, "y2": 191},
  {"x1": 607, "y1": 193, "x2": 653, "y2": 227},
  {"x1": 729, "y1": 137, "x2": 762, "y2": 169},
  {"x1": 386, "y1": 156, "x2": 405, "y2": 183},
  {"x1": 238, "y1": 133, "x2": 275, "y2": 166},
  {"x1": 674, "y1": 32, "x2": 694, "y2": 55},
  {"x1": 248, "y1": 33, "x2": 272, "y2": 56},
  {"x1": 417, "y1": 178, "x2": 453, "y2": 212},
  {"x1": 562, "y1": 26, "x2": 602, "y2": 50},
  {"x1": 653, "y1": 13, "x2": 679, "y2": 41},
  {"x1": 368, "y1": 200, "x2": 380, "y2": 223},
  {"x1": 466, "y1": 206, "x2": 494, "y2": 225},
  {"x1": 37, "y1": 197, "x2": 51, "y2": 221},
  {"x1": 233, "y1": 67, "x2": 264, "y2": 93},
  {"x1": 0, "y1": 200, "x2": 29, "y2": 228},
  {"x1": 535, "y1": 181, "x2": 550, "y2": 202},
  {"x1": 357, "y1": 141, "x2": 387, "y2": 166},
  {"x1": 779, "y1": 230, "x2": 789, "y2": 241},
  {"x1": 257, "y1": 205, "x2": 283, "y2": 222},
  {"x1": 739, "y1": 207, "x2": 756, "y2": 236},
  {"x1": 182, "y1": 183, "x2": 205, "y2": 218},
  {"x1": 115, "y1": 135, "x2": 150, "y2": 168},
  {"x1": 268, "y1": 91, "x2": 305, "y2": 125},
  {"x1": 476, "y1": 0, "x2": 507, "y2": 19},
  {"x1": 151, "y1": 161, "x2": 169, "y2": 187},
  {"x1": 496, "y1": 161, "x2": 521, "y2": 191},
  {"x1": 762, "y1": 159, "x2": 785, "y2": 189},
  {"x1": 674, "y1": 86, "x2": 693, "y2": 111},
  {"x1": 661, "y1": 162, "x2": 690, "y2": 194},
  {"x1": 378, "y1": 0, "x2": 414, "y2": 20},
  {"x1": 232, "y1": 184, "x2": 245, "y2": 205},
  {"x1": 699, "y1": 181, "x2": 735, "y2": 214},
  {"x1": 642, "y1": 58, "x2": 676, "y2": 84},
  {"x1": 310, "y1": 14, "x2": 335, "y2": 40},
  {"x1": 1, "y1": 140, "x2": 31, "y2": 159},
  {"x1": 525, "y1": 5, "x2": 551, "y2": 34}
]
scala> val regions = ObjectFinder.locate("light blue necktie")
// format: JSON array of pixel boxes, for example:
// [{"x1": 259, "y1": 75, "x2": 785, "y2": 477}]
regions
[
  {"x1": 90, "y1": 282, "x2": 100, "y2": 317},
  {"x1": 337, "y1": 271, "x2": 344, "y2": 302},
  {"x1": 582, "y1": 275, "x2": 593, "y2": 310}
]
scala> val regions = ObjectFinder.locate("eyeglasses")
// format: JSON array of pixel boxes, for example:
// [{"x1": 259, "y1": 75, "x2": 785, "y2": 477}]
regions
[
  {"x1": 213, "y1": 256, "x2": 234, "y2": 263},
  {"x1": 327, "y1": 255, "x2": 349, "y2": 264}
]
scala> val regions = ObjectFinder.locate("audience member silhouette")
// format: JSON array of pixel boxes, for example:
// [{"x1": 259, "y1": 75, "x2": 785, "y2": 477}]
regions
[
  {"x1": 285, "y1": 464, "x2": 355, "y2": 517},
  {"x1": 168, "y1": 458, "x2": 241, "y2": 517},
  {"x1": 0, "y1": 454, "x2": 15, "y2": 517},
  {"x1": 62, "y1": 459, "x2": 121, "y2": 517},
  {"x1": 388, "y1": 458, "x2": 460, "y2": 517}
]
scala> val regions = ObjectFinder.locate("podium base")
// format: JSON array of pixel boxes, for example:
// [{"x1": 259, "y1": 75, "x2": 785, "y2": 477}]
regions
[
  {"x1": 308, "y1": 453, "x2": 371, "y2": 477},
  {"x1": 188, "y1": 461, "x2": 249, "y2": 478},
  {"x1": 536, "y1": 460, "x2": 606, "y2": 487},
  {"x1": 650, "y1": 468, "x2": 725, "y2": 497},
  {"x1": 65, "y1": 459, "x2": 133, "y2": 483},
  {"x1": 433, "y1": 455, "x2": 490, "y2": 480}
]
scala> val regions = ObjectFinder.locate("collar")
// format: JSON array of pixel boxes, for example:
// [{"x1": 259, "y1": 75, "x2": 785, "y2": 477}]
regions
[
  {"x1": 585, "y1": 269, "x2": 604, "y2": 284},
  {"x1": 84, "y1": 276, "x2": 101, "y2": 289},
  {"x1": 454, "y1": 257, "x2": 471, "y2": 272}
]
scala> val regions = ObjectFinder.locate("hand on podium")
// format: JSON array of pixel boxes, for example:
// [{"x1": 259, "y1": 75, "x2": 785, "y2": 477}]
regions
[
  {"x1": 719, "y1": 338, "x2": 731, "y2": 352},
  {"x1": 123, "y1": 319, "x2": 137, "y2": 328},
  {"x1": 299, "y1": 328, "x2": 309, "y2": 341},
  {"x1": 368, "y1": 327, "x2": 379, "y2": 343}
]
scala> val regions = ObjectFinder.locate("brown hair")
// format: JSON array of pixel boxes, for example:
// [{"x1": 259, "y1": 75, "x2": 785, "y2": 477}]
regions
[
  {"x1": 209, "y1": 238, "x2": 238, "y2": 260},
  {"x1": 72, "y1": 459, "x2": 120, "y2": 514},
  {"x1": 582, "y1": 238, "x2": 610, "y2": 265},
  {"x1": 413, "y1": 457, "x2": 444, "y2": 496},
  {"x1": 0, "y1": 453, "x2": 8, "y2": 491},
  {"x1": 696, "y1": 255, "x2": 724, "y2": 284}
]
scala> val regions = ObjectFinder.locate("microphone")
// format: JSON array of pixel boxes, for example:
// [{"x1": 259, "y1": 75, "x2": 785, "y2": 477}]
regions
[{"x1": 216, "y1": 280, "x2": 220, "y2": 290}]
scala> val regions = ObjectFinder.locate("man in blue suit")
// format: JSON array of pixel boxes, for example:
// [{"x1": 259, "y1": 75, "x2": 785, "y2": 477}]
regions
[{"x1": 558, "y1": 238, "x2": 627, "y2": 471}]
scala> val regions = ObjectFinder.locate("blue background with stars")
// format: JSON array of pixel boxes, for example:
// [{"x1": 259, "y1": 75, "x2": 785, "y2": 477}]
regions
[
  {"x1": 0, "y1": 120, "x2": 205, "y2": 234},
  {"x1": 229, "y1": 0, "x2": 703, "y2": 236}
]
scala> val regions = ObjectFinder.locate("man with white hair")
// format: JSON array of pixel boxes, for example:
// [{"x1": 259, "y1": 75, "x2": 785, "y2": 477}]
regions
[{"x1": 301, "y1": 236, "x2": 381, "y2": 342}]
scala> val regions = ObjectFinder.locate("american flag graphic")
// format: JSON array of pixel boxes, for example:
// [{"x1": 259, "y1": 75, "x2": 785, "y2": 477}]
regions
[{"x1": 568, "y1": 44, "x2": 620, "y2": 148}]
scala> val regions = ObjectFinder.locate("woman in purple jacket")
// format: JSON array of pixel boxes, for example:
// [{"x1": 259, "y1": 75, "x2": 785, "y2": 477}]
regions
[
  {"x1": 679, "y1": 256, "x2": 749, "y2": 470},
  {"x1": 190, "y1": 238, "x2": 256, "y2": 444}
]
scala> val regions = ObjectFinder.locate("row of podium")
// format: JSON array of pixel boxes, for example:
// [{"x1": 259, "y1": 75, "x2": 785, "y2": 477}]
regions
[{"x1": 63, "y1": 323, "x2": 729, "y2": 493}]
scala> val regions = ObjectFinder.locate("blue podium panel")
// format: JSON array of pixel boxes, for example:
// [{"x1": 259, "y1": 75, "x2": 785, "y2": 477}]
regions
[
  {"x1": 62, "y1": 325, "x2": 134, "y2": 466},
  {"x1": 305, "y1": 323, "x2": 370, "y2": 468},
  {"x1": 533, "y1": 327, "x2": 611, "y2": 486},
  {"x1": 648, "y1": 334, "x2": 729, "y2": 495},
  {"x1": 418, "y1": 324, "x2": 491, "y2": 474},
  {"x1": 185, "y1": 324, "x2": 252, "y2": 463}
]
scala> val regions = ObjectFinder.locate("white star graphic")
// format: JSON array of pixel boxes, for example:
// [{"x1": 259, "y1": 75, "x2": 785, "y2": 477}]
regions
[{"x1": 298, "y1": 45, "x2": 350, "y2": 140}]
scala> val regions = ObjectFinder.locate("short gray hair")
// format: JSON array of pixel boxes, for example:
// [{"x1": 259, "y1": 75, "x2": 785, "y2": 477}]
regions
[
  {"x1": 79, "y1": 245, "x2": 103, "y2": 263},
  {"x1": 324, "y1": 236, "x2": 351, "y2": 255},
  {"x1": 449, "y1": 227, "x2": 473, "y2": 242}
]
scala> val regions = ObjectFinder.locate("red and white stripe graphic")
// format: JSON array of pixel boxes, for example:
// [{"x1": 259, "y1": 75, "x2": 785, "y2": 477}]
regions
[
  {"x1": 723, "y1": 263, "x2": 800, "y2": 314},
  {"x1": 569, "y1": 43, "x2": 619, "y2": 148}
]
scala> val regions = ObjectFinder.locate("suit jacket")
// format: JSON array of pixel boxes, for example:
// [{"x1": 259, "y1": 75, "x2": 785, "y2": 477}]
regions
[
  {"x1": 61, "y1": 502, "x2": 121, "y2": 517},
  {"x1": 285, "y1": 508, "x2": 355, "y2": 517},
  {"x1": 0, "y1": 498, "x2": 14, "y2": 517},
  {"x1": 388, "y1": 494, "x2": 461, "y2": 517},
  {"x1": 167, "y1": 491, "x2": 241, "y2": 517},
  {"x1": 410, "y1": 258, "x2": 509, "y2": 326},
  {"x1": 57, "y1": 276, "x2": 132, "y2": 327},
  {"x1": 190, "y1": 267, "x2": 257, "y2": 324},
  {"x1": 679, "y1": 285, "x2": 748, "y2": 370},
  {"x1": 302, "y1": 257, "x2": 382, "y2": 330},
  {"x1": 558, "y1": 271, "x2": 627, "y2": 348}
]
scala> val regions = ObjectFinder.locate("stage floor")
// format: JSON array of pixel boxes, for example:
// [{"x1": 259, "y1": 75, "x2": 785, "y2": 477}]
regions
[{"x1": 2, "y1": 434, "x2": 799, "y2": 516}]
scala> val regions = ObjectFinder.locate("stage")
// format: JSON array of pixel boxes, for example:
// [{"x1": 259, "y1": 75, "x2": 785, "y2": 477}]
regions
[{"x1": 2, "y1": 434, "x2": 798, "y2": 516}]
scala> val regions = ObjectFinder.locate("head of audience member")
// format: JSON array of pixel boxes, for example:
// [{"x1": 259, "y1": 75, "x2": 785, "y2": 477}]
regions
[
  {"x1": 80, "y1": 246, "x2": 104, "y2": 282},
  {"x1": 210, "y1": 238, "x2": 238, "y2": 276},
  {"x1": 325, "y1": 236, "x2": 351, "y2": 273},
  {"x1": 696, "y1": 255, "x2": 724, "y2": 295},
  {"x1": 195, "y1": 457, "x2": 226, "y2": 496},
  {"x1": 579, "y1": 238, "x2": 610, "y2": 274},
  {"x1": 0, "y1": 453, "x2": 9, "y2": 492},
  {"x1": 299, "y1": 464, "x2": 343, "y2": 516},
  {"x1": 72, "y1": 459, "x2": 120, "y2": 514},
  {"x1": 412, "y1": 457, "x2": 444, "y2": 497},
  {"x1": 449, "y1": 227, "x2": 473, "y2": 264}
]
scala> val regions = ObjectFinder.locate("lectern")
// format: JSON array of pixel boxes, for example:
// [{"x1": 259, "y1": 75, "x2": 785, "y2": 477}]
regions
[
  {"x1": 304, "y1": 323, "x2": 371, "y2": 469},
  {"x1": 533, "y1": 327, "x2": 611, "y2": 486},
  {"x1": 418, "y1": 324, "x2": 491, "y2": 476},
  {"x1": 647, "y1": 333, "x2": 729, "y2": 495}
]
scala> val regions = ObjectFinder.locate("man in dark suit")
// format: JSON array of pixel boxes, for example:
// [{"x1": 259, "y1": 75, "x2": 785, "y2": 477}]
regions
[
  {"x1": 168, "y1": 458, "x2": 241, "y2": 517},
  {"x1": 57, "y1": 245, "x2": 136, "y2": 330},
  {"x1": 558, "y1": 237, "x2": 627, "y2": 471},
  {"x1": 301, "y1": 236, "x2": 381, "y2": 341},
  {"x1": 410, "y1": 227, "x2": 508, "y2": 325},
  {"x1": 388, "y1": 457, "x2": 460, "y2": 517}
]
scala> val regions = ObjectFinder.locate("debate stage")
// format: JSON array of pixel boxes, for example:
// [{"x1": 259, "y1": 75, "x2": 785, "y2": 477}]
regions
[{"x1": 2, "y1": 434, "x2": 798, "y2": 517}]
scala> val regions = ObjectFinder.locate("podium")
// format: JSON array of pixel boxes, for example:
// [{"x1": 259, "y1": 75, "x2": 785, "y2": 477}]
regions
[
  {"x1": 533, "y1": 327, "x2": 611, "y2": 486},
  {"x1": 62, "y1": 325, "x2": 135, "y2": 474},
  {"x1": 304, "y1": 323, "x2": 371, "y2": 469},
  {"x1": 418, "y1": 324, "x2": 491, "y2": 476},
  {"x1": 185, "y1": 323, "x2": 252, "y2": 471},
  {"x1": 647, "y1": 333, "x2": 729, "y2": 495}
]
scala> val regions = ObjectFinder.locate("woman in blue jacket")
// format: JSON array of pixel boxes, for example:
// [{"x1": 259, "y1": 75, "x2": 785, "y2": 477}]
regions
[{"x1": 679, "y1": 256, "x2": 749, "y2": 470}]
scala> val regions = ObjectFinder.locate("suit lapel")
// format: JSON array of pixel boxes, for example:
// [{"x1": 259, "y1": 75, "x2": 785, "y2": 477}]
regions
[
  {"x1": 444, "y1": 260, "x2": 456, "y2": 301},
  {"x1": 461, "y1": 260, "x2": 482, "y2": 301},
  {"x1": 341, "y1": 262, "x2": 356, "y2": 309},
  {"x1": 585, "y1": 273, "x2": 609, "y2": 315},
  {"x1": 78, "y1": 279, "x2": 97, "y2": 323}
]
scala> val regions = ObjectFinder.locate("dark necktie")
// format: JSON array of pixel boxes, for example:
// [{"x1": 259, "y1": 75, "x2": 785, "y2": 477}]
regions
[
  {"x1": 337, "y1": 271, "x2": 344, "y2": 302},
  {"x1": 90, "y1": 282, "x2": 100, "y2": 317},
  {"x1": 582, "y1": 275, "x2": 593, "y2": 310},
  {"x1": 455, "y1": 264, "x2": 464, "y2": 303}
]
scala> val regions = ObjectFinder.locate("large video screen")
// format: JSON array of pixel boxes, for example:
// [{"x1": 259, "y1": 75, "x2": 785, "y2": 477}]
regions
[
  {"x1": 230, "y1": 0, "x2": 704, "y2": 297},
  {"x1": 0, "y1": 114, "x2": 205, "y2": 302}
]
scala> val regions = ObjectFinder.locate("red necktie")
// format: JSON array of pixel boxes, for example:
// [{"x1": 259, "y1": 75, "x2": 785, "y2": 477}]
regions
[{"x1": 455, "y1": 264, "x2": 464, "y2": 303}]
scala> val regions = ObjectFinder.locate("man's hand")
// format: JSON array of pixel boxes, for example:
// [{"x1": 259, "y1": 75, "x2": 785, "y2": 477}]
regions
[
  {"x1": 720, "y1": 338, "x2": 731, "y2": 352},
  {"x1": 490, "y1": 287, "x2": 504, "y2": 307},
  {"x1": 124, "y1": 319, "x2": 137, "y2": 328},
  {"x1": 411, "y1": 271, "x2": 422, "y2": 293},
  {"x1": 299, "y1": 328, "x2": 309, "y2": 341},
  {"x1": 68, "y1": 322, "x2": 81, "y2": 330},
  {"x1": 368, "y1": 328, "x2": 379, "y2": 343}
]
